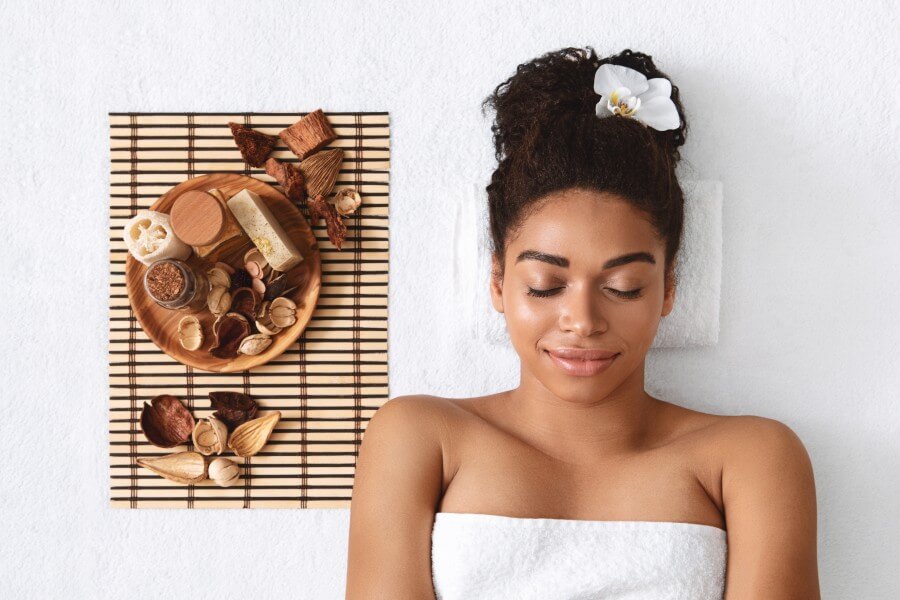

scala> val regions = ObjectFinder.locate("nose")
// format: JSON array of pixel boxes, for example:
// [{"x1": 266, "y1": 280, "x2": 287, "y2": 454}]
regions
[{"x1": 558, "y1": 283, "x2": 608, "y2": 338}]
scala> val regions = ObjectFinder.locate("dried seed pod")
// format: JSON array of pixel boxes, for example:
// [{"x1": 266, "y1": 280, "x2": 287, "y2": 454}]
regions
[
  {"x1": 209, "y1": 312, "x2": 250, "y2": 359},
  {"x1": 208, "y1": 457, "x2": 241, "y2": 487},
  {"x1": 177, "y1": 315, "x2": 204, "y2": 351},
  {"x1": 255, "y1": 302, "x2": 283, "y2": 335},
  {"x1": 230, "y1": 287, "x2": 261, "y2": 320},
  {"x1": 245, "y1": 260, "x2": 263, "y2": 280},
  {"x1": 207, "y1": 267, "x2": 231, "y2": 289},
  {"x1": 137, "y1": 451, "x2": 207, "y2": 484},
  {"x1": 229, "y1": 268, "x2": 253, "y2": 292},
  {"x1": 269, "y1": 297, "x2": 297, "y2": 328},
  {"x1": 228, "y1": 411, "x2": 281, "y2": 458},
  {"x1": 191, "y1": 414, "x2": 228, "y2": 456},
  {"x1": 208, "y1": 391, "x2": 258, "y2": 431},
  {"x1": 238, "y1": 333, "x2": 273, "y2": 356},
  {"x1": 140, "y1": 394, "x2": 195, "y2": 448},
  {"x1": 215, "y1": 261, "x2": 235, "y2": 275},
  {"x1": 331, "y1": 187, "x2": 362, "y2": 216},
  {"x1": 251, "y1": 277, "x2": 266, "y2": 296},
  {"x1": 299, "y1": 148, "x2": 344, "y2": 199},
  {"x1": 244, "y1": 248, "x2": 268, "y2": 271},
  {"x1": 207, "y1": 285, "x2": 232, "y2": 317}
]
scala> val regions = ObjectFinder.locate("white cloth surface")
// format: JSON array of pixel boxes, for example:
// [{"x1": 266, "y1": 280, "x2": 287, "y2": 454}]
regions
[
  {"x1": 454, "y1": 180, "x2": 724, "y2": 348},
  {"x1": 431, "y1": 512, "x2": 727, "y2": 600}
]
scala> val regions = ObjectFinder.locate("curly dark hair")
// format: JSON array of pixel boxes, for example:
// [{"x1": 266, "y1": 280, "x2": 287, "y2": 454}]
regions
[{"x1": 482, "y1": 46, "x2": 689, "y2": 283}]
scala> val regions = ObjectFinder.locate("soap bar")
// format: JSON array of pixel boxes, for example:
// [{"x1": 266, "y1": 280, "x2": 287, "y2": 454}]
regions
[{"x1": 227, "y1": 189, "x2": 303, "y2": 271}]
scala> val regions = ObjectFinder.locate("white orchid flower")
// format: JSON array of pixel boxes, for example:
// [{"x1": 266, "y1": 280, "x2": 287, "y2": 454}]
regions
[{"x1": 593, "y1": 63, "x2": 680, "y2": 131}]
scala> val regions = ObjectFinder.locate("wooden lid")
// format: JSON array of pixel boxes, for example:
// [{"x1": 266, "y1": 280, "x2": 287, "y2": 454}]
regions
[{"x1": 170, "y1": 191, "x2": 225, "y2": 246}]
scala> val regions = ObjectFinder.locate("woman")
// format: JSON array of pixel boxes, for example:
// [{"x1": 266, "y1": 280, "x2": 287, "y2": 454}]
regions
[{"x1": 346, "y1": 47, "x2": 819, "y2": 599}]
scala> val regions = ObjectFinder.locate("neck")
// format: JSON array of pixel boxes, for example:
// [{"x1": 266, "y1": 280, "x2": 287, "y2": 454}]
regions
[{"x1": 500, "y1": 359, "x2": 658, "y2": 463}]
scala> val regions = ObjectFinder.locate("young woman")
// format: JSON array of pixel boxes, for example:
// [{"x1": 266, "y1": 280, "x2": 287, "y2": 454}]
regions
[{"x1": 346, "y1": 47, "x2": 819, "y2": 599}]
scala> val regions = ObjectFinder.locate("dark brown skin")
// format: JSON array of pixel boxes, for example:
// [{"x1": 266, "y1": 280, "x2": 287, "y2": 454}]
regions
[{"x1": 346, "y1": 188, "x2": 820, "y2": 599}]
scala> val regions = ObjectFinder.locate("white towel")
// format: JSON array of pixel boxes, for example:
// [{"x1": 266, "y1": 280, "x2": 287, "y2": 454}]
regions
[
  {"x1": 453, "y1": 180, "x2": 723, "y2": 348},
  {"x1": 431, "y1": 512, "x2": 727, "y2": 600}
]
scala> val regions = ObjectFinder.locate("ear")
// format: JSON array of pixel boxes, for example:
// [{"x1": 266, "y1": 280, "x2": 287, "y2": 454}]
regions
[
  {"x1": 489, "y1": 253, "x2": 505, "y2": 314},
  {"x1": 661, "y1": 264, "x2": 677, "y2": 317}
]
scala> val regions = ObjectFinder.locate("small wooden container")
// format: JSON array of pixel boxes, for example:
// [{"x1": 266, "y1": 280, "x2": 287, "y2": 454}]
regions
[{"x1": 170, "y1": 189, "x2": 246, "y2": 257}]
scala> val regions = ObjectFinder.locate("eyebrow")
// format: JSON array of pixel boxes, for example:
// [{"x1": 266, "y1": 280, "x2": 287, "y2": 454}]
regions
[{"x1": 515, "y1": 249, "x2": 656, "y2": 270}]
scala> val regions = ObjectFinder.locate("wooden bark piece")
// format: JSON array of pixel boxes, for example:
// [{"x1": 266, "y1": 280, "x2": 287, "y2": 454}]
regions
[{"x1": 279, "y1": 109, "x2": 337, "y2": 160}]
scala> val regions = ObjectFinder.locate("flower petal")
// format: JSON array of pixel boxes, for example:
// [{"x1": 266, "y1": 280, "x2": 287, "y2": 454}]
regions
[
  {"x1": 635, "y1": 96, "x2": 680, "y2": 131},
  {"x1": 639, "y1": 77, "x2": 672, "y2": 103},
  {"x1": 595, "y1": 98, "x2": 615, "y2": 118},
  {"x1": 593, "y1": 63, "x2": 649, "y2": 96}
]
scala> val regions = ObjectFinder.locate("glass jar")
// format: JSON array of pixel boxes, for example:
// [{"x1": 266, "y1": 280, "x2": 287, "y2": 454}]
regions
[{"x1": 143, "y1": 258, "x2": 210, "y2": 313}]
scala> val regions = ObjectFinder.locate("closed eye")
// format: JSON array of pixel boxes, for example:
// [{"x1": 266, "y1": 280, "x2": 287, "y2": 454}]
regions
[{"x1": 525, "y1": 287, "x2": 643, "y2": 299}]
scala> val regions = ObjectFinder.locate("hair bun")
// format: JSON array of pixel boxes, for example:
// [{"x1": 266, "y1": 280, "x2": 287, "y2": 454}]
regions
[{"x1": 482, "y1": 46, "x2": 687, "y2": 164}]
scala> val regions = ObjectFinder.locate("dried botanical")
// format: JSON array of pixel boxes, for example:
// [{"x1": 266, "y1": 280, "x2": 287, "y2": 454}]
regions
[
  {"x1": 279, "y1": 109, "x2": 337, "y2": 160},
  {"x1": 227, "y1": 411, "x2": 282, "y2": 457},
  {"x1": 238, "y1": 334, "x2": 273, "y2": 356},
  {"x1": 191, "y1": 414, "x2": 228, "y2": 456},
  {"x1": 207, "y1": 267, "x2": 231, "y2": 289},
  {"x1": 269, "y1": 297, "x2": 297, "y2": 328},
  {"x1": 137, "y1": 451, "x2": 207, "y2": 484},
  {"x1": 228, "y1": 122, "x2": 277, "y2": 167},
  {"x1": 306, "y1": 193, "x2": 348, "y2": 250},
  {"x1": 177, "y1": 315, "x2": 204, "y2": 351},
  {"x1": 265, "y1": 157, "x2": 306, "y2": 205},
  {"x1": 299, "y1": 148, "x2": 343, "y2": 199},
  {"x1": 331, "y1": 187, "x2": 362, "y2": 216},
  {"x1": 208, "y1": 391, "x2": 258, "y2": 431},
  {"x1": 230, "y1": 287, "x2": 261, "y2": 320},
  {"x1": 207, "y1": 285, "x2": 232, "y2": 317},
  {"x1": 209, "y1": 312, "x2": 250, "y2": 359},
  {"x1": 208, "y1": 457, "x2": 241, "y2": 487},
  {"x1": 140, "y1": 394, "x2": 195, "y2": 448},
  {"x1": 229, "y1": 268, "x2": 253, "y2": 292}
]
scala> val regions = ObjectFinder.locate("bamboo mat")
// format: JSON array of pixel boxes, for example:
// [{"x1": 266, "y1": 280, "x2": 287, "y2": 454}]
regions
[{"x1": 108, "y1": 112, "x2": 390, "y2": 508}]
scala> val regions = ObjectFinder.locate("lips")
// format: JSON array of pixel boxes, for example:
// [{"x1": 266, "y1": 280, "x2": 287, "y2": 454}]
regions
[{"x1": 545, "y1": 347, "x2": 620, "y2": 377}]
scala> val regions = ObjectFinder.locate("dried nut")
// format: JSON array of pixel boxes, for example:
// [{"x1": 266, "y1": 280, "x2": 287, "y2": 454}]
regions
[
  {"x1": 208, "y1": 285, "x2": 232, "y2": 317},
  {"x1": 207, "y1": 267, "x2": 231, "y2": 289},
  {"x1": 140, "y1": 394, "x2": 195, "y2": 448},
  {"x1": 244, "y1": 248, "x2": 268, "y2": 270},
  {"x1": 208, "y1": 391, "x2": 258, "y2": 431},
  {"x1": 251, "y1": 277, "x2": 266, "y2": 296},
  {"x1": 269, "y1": 297, "x2": 297, "y2": 328},
  {"x1": 215, "y1": 261, "x2": 235, "y2": 275},
  {"x1": 177, "y1": 315, "x2": 204, "y2": 351},
  {"x1": 208, "y1": 457, "x2": 241, "y2": 487},
  {"x1": 238, "y1": 334, "x2": 272, "y2": 356},
  {"x1": 137, "y1": 451, "x2": 207, "y2": 484},
  {"x1": 331, "y1": 187, "x2": 362, "y2": 216},
  {"x1": 227, "y1": 411, "x2": 281, "y2": 457},
  {"x1": 230, "y1": 286, "x2": 261, "y2": 320},
  {"x1": 209, "y1": 312, "x2": 250, "y2": 359},
  {"x1": 245, "y1": 260, "x2": 263, "y2": 279},
  {"x1": 255, "y1": 319, "x2": 282, "y2": 336},
  {"x1": 191, "y1": 414, "x2": 228, "y2": 456}
]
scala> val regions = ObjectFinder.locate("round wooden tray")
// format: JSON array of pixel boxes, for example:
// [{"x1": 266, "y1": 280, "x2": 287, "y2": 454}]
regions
[{"x1": 125, "y1": 173, "x2": 322, "y2": 373}]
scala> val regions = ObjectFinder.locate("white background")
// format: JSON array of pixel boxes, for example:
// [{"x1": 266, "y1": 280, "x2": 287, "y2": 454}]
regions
[{"x1": 1, "y1": 1, "x2": 897, "y2": 598}]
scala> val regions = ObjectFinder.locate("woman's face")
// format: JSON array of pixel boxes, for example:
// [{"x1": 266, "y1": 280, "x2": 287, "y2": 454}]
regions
[{"x1": 490, "y1": 187, "x2": 676, "y2": 403}]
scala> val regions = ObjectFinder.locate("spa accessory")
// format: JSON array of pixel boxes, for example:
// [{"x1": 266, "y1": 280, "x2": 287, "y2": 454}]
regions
[
  {"x1": 431, "y1": 512, "x2": 726, "y2": 600},
  {"x1": 593, "y1": 63, "x2": 680, "y2": 131}
]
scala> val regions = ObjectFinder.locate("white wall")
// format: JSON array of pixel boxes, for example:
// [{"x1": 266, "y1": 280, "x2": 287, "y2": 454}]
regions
[{"x1": 1, "y1": 1, "x2": 897, "y2": 598}]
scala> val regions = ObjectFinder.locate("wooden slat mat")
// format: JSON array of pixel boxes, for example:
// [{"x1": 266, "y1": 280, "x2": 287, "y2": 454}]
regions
[{"x1": 108, "y1": 112, "x2": 390, "y2": 508}]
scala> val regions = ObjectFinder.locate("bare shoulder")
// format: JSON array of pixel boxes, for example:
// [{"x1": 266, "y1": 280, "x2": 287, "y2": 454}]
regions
[
  {"x1": 712, "y1": 415, "x2": 820, "y2": 597},
  {"x1": 345, "y1": 394, "x2": 454, "y2": 599}
]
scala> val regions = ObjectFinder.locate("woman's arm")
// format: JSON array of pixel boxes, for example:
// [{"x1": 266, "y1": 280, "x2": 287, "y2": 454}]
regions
[
  {"x1": 721, "y1": 416, "x2": 820, "y2": 599},
  {"x1": 345, "y1": 395, "x2": 445, "y2": 600}
]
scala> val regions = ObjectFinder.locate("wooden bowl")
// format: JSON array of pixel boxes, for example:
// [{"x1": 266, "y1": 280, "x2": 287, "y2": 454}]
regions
[{"x1": 125, "y1": 173, "x2": 322, "y2": 372}]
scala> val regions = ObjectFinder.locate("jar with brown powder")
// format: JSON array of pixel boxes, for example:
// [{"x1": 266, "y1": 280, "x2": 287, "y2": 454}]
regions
[{"x1": 143, "y1": 258, "x2": 210, "y2": 312}]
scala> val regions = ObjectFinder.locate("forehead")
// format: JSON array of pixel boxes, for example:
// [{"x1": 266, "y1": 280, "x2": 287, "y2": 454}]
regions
[{"x1": 508, "y1": 188, "x2": 662, "y2": 265}]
